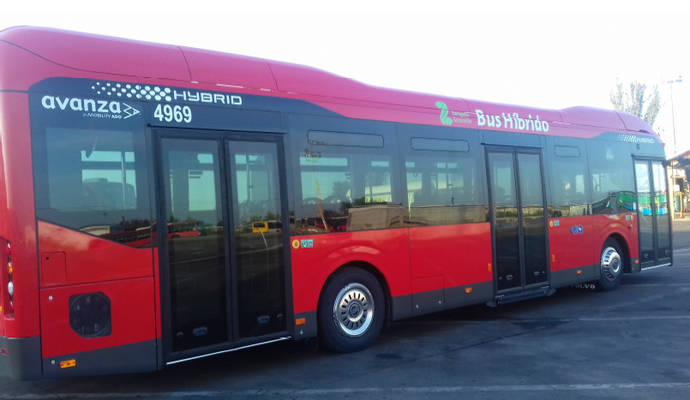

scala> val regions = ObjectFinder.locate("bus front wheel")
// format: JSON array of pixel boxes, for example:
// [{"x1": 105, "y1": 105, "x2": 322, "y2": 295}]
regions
[
  {"x1": 318, "y1": 267, "x2": 385, "y2": 353},
  {"x1": 597, "y1": 238, "x2": 624, "y2": 291}
]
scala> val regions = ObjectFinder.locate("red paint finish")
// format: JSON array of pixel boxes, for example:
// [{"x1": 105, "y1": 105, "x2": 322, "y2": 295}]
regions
[
  {"x1": 0, "y1": 27, "x2": 660, "y2": 142},
  {"x1": 153, "y1": 248, "x2": 161, "y2": 339},
  {"x1": 411, "y1": 276, "x2": 444, "y2": 294},
  {"x1": 39, "y1": 277, "x2": 155, "y2": 358},
  {"x1": 290, "y1": 229, "x2": 410, "y2": 314},
  {"x1": 548, "y1": 213, "x2": 638, "y2": 272},
  {"x1": 39, "y1": 252, "x2": 67, "y2": 286},
  {"x1": 291, "y1": 224, "x2": 493, "y2": 315},
  {"x1": 547, "y1": 216, "x2": 594, "y2": 271},
  {"x1": 182, "y1": 47, "x2": 278, "y2": 90},
  {"x1": 590, "y1": 213, "x2": 638, "y2": 260},
  {"x1": 0, "y1": 27, "x2": 190, "y2": 81},
  {"x1": 37, "y1": 221, "x2": 153, "y2": 287},
  {"x1": 0, "y1": 92, "x2": 40, "y2": 339},
  {"x1": 409, "y1": 223, "x2": 493, "y2": 287}
]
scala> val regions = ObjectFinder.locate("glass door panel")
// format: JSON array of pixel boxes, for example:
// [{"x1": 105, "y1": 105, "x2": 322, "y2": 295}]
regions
[
  {"x1": 161, "y1": 138, "x2": 229, "y2": 352},
  {"x1": 652, "y1": 161, "x2": 671, "y2": 262},
  {"x1": 635, "y1": 161, "x2": 655, "y2": 264},
  {"x1": 228, "y1": 141, "x2": 287, "y2": 338},
  {"x1": 488, "y1": 151, "x2": 521, "y2": 291},
  {"x1": 517, "y1": 153, "x2": 547, "y2": 285},
  {"x1": 488, "y1": 148, "x2": 549, "y2": 293}
]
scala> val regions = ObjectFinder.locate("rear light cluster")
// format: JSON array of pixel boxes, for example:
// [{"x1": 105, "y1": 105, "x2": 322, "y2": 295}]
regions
[{"x1": 3, "y1": 240, "x2": 12, "y2": 316}]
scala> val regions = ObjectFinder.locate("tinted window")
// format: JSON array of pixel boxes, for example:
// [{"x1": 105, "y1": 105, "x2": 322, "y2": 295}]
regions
[
  {"x1": 410, "y1": 137, "x2": 469, "y2": 152},
  {"x1": 228, "y1": 141, "x2": 286, "y2": 338},
  {"x1": 549, "y1": 144, "x2": 589, "y2": 217},
  {"x1": 162, "y1": 138, "x2": 227, "y2": 351},
  {"x1": 554, "y1": 145, "x2": 580, "y2": 158},
  {"x1": 296, "y1": 151, "x2": 399, "y2": 233},
  {"x1": 405, "y1": 153, "x2": 486, "y2": 225},
  {"x1": 308, "y1": 130, "x2": 383, "y2": 148},
  {"x1": 33, "y1": 127, "x2": 151, "y2": 247},
  {"x1": 587, "y1": 140, "x2": 634, "y2": 214}
]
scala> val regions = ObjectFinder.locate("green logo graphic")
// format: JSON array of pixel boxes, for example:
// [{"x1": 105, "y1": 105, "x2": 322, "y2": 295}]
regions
[{"x1": 435, "y1": 101, "x2": 452, "y2": 125}]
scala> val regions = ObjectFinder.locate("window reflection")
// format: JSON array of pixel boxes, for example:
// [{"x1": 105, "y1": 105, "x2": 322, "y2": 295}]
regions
[
  {"x1": 588, "y1": 142, "x2": 635, "y2": 214},
  {"x1": 229, "y1": 142, "x2": 286, "y2": 338},
  {"x1": 162, "y1": 139, "x2": 228, "y2": 352},
  {"x1": 34, "y1": 128, "x2": 152, "y2": 247},
  {"x1": 548, "y1": 149, "x2": 588, "y2": 217},
  {"x1": 405, "y1": 156, "x2": 486, "y2": 225},
  {"x1": 296, "y1": 153, "x2": 395, "y2": 233}
]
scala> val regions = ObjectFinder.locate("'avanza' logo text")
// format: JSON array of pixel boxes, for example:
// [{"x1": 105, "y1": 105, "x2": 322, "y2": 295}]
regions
[{"x1": 41, "y1": 96, "x2": 141, "y2": 119}]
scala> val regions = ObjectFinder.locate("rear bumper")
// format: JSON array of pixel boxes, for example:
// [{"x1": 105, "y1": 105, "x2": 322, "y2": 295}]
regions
[{"x1": 0, "y1": 336, "x2": 42, "y2": 379}]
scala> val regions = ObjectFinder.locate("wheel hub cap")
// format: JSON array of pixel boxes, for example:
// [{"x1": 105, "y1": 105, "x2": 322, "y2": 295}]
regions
[
  {"x1": 333, "y1": 283, "x2": 374, "y2": 337},
  {"x1": 601, "y1": 246, "x2": 622, "y2": 281}
]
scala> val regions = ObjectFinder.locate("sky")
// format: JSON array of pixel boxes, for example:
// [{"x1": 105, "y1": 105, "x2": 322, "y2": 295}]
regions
[{"x1": 2, "y1": 0, "x2": 689, "y2": 156}]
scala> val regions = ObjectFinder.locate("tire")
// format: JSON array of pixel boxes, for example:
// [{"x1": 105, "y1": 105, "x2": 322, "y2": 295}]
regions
[
  {"x1": 596, "y1": 238, "x2": 624, "y2": 291},
  {"x1": 318, "y1": 267, "x2": 385, "y2": 353}
]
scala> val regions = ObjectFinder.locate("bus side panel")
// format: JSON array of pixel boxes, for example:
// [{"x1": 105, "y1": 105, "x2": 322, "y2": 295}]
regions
[
  {"x1": 408, "y1": 223, "x2": 493, "y2": 315},
  {"x1": 39, "y1": 277, "x2": 156, "y2": 360},
  {"x1": 591, "y1": 213, "x2": 638, "y2": 264},
  {"x1": 37, "y1": 221, "x2": 153, "y2": 286},
  {"x1": 409, "y1": 223, "x2": 493, "y2": 286},
  {"x1": 548, "y1": 216, "x2": 595, "y2": 284},
  {"x1": 0, "y1": 93, "x2": 40, "y2": 339},
  {"x1": 290, "y1": 229, "x2": 410, "y2": 316}
]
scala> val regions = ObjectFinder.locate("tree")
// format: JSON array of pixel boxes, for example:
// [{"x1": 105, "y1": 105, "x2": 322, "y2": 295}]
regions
[{"x1": 610, "y1": 81, "x2": 661, "y2": 127}]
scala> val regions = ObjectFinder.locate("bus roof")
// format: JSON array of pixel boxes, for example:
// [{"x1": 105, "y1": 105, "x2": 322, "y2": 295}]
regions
[{"x1": 0, "y1": 26, "x2": 658, "y2": 140}]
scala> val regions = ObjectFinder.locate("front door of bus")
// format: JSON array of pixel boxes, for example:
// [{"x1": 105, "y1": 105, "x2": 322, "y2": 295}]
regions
[
  {"x1": 633, "y1": 159, "x2": 672, "y2": 268},
  {"x1": 157, "y1": 131, "x2": 289, "y2": 359},
  {"x1": 487, "y1": 148, "x2": 549, "y2": 292}
]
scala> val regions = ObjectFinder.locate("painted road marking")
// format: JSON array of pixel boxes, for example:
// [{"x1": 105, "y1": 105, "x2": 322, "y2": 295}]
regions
[
  {"x1": 2, "y1": 382, "x2": 690, "y2": 398},
  {"x1": 397, "y1": 314, "x2": 690, "y2": 326}
]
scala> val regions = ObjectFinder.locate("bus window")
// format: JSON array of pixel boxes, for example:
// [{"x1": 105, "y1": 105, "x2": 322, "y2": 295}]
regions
[
  {"x1": 297, "y1": 153, "x2": 396, "y2": 233},
  {"x1": 405, "y1": 155, "x2": 486, "y2": 225},
  {"x1": 549, "y1": 144, "x2": 589, "y2": 217},
  {"x1": 33, "y1": 128, "x2": 152, "y2": 247},
  {"x1": 587, "y1": 141, "x2": 635, "y2": 215}
]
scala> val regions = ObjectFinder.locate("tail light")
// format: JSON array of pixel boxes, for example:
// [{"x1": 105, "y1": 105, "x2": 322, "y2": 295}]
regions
[{"x1": 3, "y1": 240, "x2": 13, "y2": 316}]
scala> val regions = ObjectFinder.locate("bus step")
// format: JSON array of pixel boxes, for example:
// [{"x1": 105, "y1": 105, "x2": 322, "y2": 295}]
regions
[{"x1": 490, "y1": 286, "x2": 556, "y2": 306}]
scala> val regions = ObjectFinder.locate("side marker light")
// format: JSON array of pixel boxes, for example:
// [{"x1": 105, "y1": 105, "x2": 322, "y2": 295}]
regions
[
  {"x1": 60, "y1": 359, "x2": 76, "y2": 369},
  {"x1": 295, "y1": 318, "x2": 306, "y2": 326}
]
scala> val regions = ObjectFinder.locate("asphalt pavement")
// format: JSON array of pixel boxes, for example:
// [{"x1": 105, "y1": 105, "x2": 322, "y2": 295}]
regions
[{"x1": 3, "y1": 222, "x2": 690, "y2": 399}]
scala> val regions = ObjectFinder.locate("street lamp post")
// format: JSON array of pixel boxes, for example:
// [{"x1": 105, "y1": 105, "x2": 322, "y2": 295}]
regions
[
  {"x1": 668, "y1": 76, "x2": 683, "y2": 218},
  {"x1": 668, "y1": 76, "x2": 683, "y2": 155}
]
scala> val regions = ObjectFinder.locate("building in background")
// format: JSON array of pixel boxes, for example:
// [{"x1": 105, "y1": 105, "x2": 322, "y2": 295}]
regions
[{"x1": 668, "y1": 150, "x2": 690, "y2": 219}]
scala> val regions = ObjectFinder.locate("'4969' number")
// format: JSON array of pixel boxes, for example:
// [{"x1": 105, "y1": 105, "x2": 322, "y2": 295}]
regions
[{"x1": 153, "y1": 104, "x2": 192, "y2": 123}]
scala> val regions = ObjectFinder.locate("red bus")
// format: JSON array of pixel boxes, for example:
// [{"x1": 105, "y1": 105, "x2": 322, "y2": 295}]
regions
[{"x1": 0, "y1": 27, "x2": 672, "y2": 378}]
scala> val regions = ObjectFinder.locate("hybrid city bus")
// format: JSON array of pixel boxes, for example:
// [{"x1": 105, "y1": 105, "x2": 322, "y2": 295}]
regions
[{"x1": 0, "y1": 27, "x2": 671, "y2": 378}]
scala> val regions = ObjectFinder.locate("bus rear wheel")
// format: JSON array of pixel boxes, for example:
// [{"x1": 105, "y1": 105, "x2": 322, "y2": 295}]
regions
[
  {"x1": 318, "y1": 267, "x2": 385, "y2": 353},
  {"x1": 597, "y1": 238, "x2": 624, "y2": 291}
]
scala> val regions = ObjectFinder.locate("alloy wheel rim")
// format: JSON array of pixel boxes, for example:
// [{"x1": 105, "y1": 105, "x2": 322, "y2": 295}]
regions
[
  {"x1": 601, "y1": 246, "x2": 622, "y2": 281},
  {"x1": 333, "y1": 283, "x2": 374, "y2": 337}
]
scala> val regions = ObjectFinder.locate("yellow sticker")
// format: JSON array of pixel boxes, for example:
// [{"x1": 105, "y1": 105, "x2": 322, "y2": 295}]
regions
[
  {"x1": 548, "y1": 220, "x2": 553, "y2": 228},
  {"x1": 292, "y1": 239, "x2": 300, "y2": 249}
]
